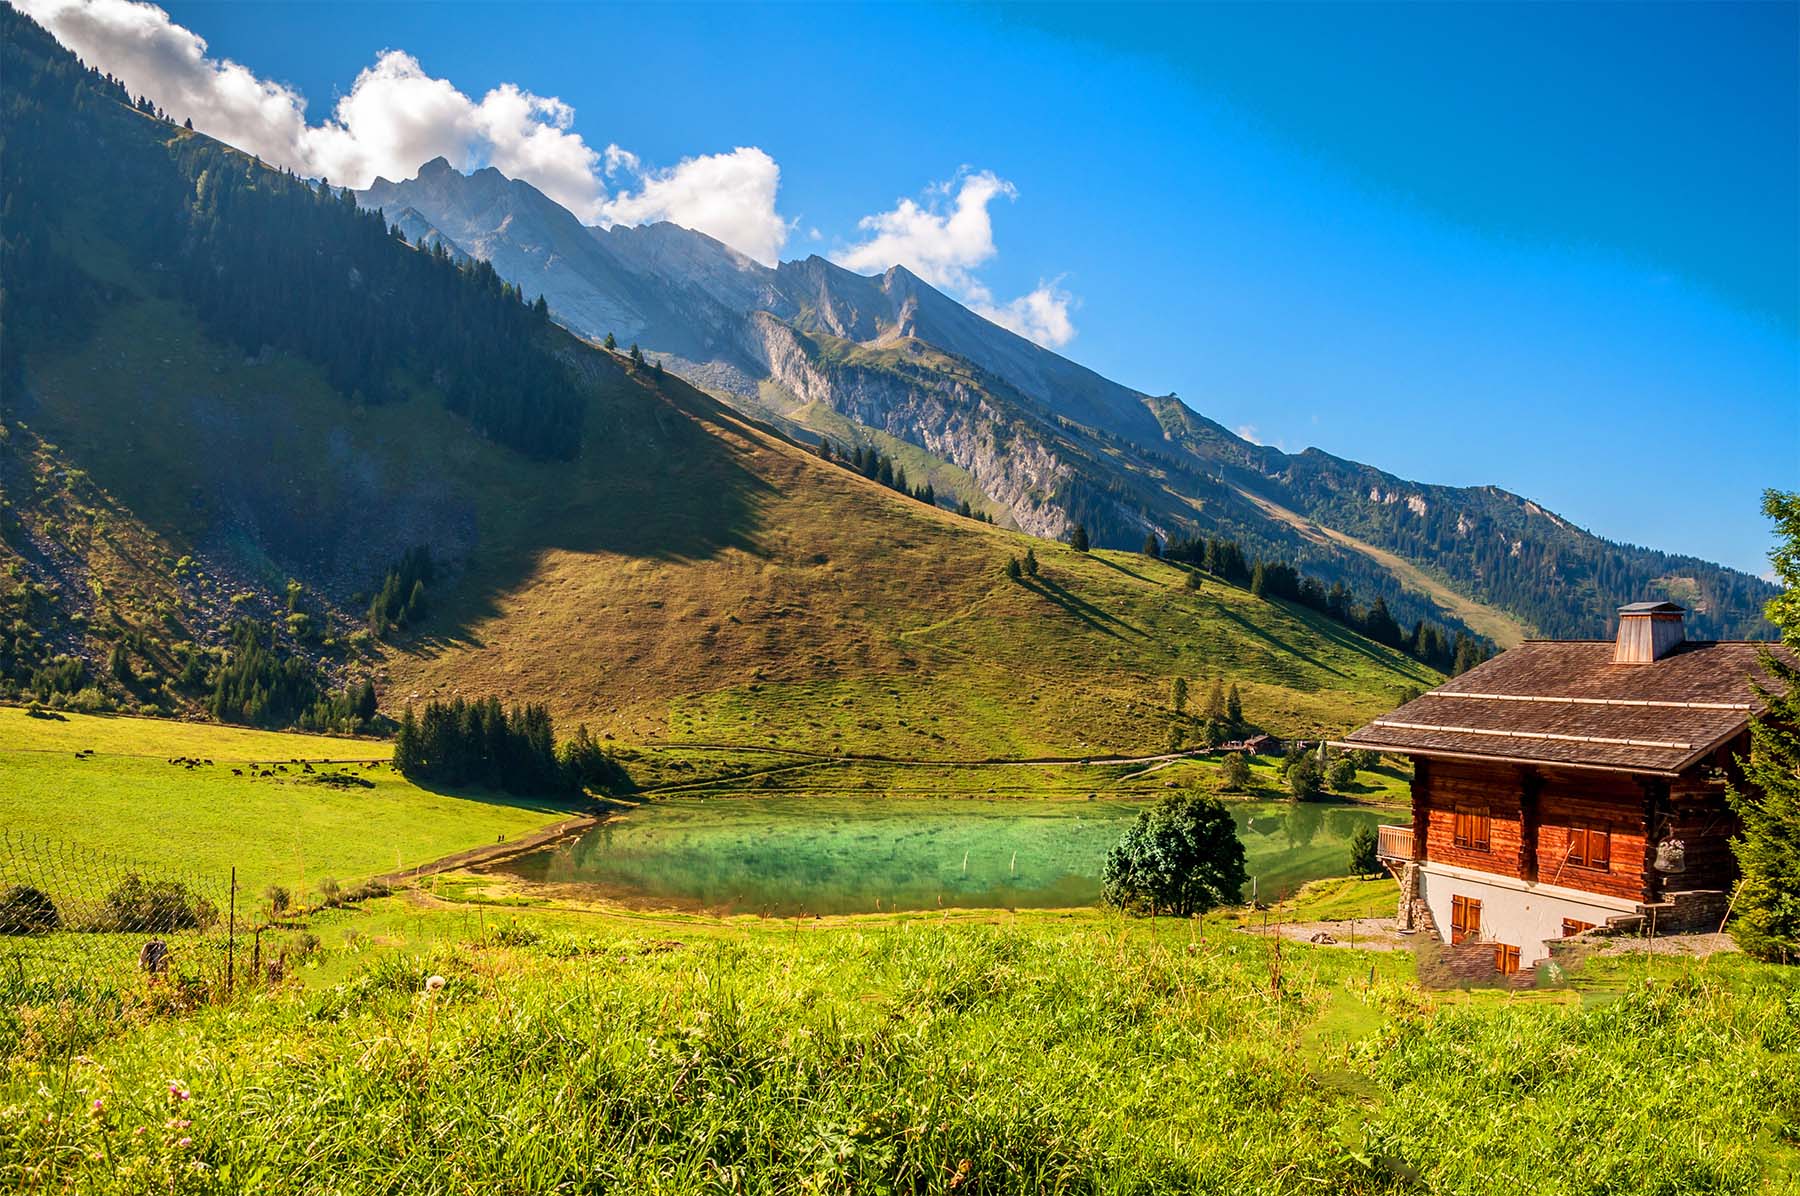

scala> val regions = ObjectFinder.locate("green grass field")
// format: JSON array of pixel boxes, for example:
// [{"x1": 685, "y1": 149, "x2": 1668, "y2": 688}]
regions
[
  {"x1": 0, "y1": 708, "x2": 576, "y2": 897},
  {"x1": 3, "y1": 893, "x2": 1794, "y2": 1194}
]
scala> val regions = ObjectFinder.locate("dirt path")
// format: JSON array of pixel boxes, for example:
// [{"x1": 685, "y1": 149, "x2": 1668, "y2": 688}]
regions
[
  {"x1": 639, "y1": 741, "x2": 1224, "y2": 769},
  {"x1": 375, "y1": 809, "x2": 607, "y2": 886}
]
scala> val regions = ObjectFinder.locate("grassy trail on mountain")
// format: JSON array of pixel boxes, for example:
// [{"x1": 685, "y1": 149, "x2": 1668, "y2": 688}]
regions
[{"x1": 1234, "y1": 486, "x2": 1533, "y2": 648}]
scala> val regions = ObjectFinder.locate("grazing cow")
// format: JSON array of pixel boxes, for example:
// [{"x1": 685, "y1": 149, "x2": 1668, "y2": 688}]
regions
[{"x1": 232, "y1": 769, "x2": 243, "y2": 776}]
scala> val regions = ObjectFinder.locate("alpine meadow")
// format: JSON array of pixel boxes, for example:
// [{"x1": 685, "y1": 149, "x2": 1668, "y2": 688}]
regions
[{"x1": 2, "y1": 4, "x2": 1796, "y2": 1194}]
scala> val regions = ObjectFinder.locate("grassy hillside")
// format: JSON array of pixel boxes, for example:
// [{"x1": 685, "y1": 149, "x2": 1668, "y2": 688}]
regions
[
  {"x1": 0, "y1": 709, "x2": 573, "y2": 895},
  {"x1": 13, "y1": 288, "x2": 1436, "y2": 756}
]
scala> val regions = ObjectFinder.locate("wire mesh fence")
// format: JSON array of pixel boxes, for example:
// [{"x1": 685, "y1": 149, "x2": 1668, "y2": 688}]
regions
[{"x1": 0, "y1": 831, "x2": 244, "y2": 1039}]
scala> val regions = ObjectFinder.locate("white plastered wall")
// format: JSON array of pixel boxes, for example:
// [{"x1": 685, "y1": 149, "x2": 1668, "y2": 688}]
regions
[{"x1": 1418, "y1": 862, "x2": 1639, "y2": 966}]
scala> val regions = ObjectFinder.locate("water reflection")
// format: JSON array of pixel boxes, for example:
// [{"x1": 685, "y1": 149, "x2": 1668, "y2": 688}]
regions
[{"x1": 489, "y1": 796, "x2": 1403, "y2": 917}]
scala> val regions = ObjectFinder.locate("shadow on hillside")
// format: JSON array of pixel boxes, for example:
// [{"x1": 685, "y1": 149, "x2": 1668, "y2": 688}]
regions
[
  {"x1": 1025, "y1": 576, "x2": 1147, "y2": 641},
  {"x1": 1282, "y1": 600, "x2": 1425, "y2": 677},
  {"x1": 1213, "y1": 606, "x2": 1345, "y2": 678}
]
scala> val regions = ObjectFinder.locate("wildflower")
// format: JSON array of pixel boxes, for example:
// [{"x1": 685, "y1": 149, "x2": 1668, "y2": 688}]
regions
[
  {"x1": 178, "y1": 1136, "x2": 192, "y2": 1149},
  {"x1": 425, "y1": 975, "x2": 446, "y2": 993},
  {"x1": 168, "y1": 1082, "x2": 191, "y2": 1102},
  {"x1": 90, "y1": 1099, "x2": 105, "y2": 1116}
]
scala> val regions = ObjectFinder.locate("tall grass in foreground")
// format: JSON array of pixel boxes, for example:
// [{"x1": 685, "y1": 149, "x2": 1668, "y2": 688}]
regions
[{"x1": 3, "y1": 911, "x2": 1795, "y2": 1193}]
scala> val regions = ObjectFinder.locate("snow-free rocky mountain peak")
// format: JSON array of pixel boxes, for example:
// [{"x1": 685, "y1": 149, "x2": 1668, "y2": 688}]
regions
[{"x1": 353, "y1": 161, "x2": 1775, "y2": 643}]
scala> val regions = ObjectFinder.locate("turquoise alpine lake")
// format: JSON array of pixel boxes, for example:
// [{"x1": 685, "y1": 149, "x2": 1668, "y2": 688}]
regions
[{"x1": 487, "y1": 795, "x2": 1406, "y2": 916}]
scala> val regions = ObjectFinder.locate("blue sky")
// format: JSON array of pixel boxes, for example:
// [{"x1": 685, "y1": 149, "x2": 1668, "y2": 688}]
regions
[{"x1": 52, "y1": 1, "x2": 1800, "y2": 574}]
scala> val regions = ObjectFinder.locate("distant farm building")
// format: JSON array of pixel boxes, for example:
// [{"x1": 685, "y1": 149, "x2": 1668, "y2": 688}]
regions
[{"x1": 1338, "y1": 602, "x2": 1783, "y2": 974}]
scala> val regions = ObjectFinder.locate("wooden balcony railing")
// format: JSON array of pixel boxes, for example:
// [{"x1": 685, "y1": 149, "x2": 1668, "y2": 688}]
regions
[{"x1": 1376, "y1": 824, "x2": 1414, "y2": 862}]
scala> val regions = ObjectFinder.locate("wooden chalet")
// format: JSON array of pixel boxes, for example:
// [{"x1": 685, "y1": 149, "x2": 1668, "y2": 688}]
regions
[{"x1": 1337, "y1": 602, "x2": 1781, "y2": 972}]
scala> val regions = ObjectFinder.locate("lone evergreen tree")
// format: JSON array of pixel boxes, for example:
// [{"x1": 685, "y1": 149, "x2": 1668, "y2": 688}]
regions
[
  {"x1": 1203, "y1": 677, "x2": 1227, "y2": 722},
  {"x1": 1729, "y1": 489, "x2": 1800, "y2": 962},
  {"x1": 603, "y1": 331, "x2": 617, "y2": 350},
  {"x1": 1226, "y1": 683, "x2": 1242, "y2": 726},
  {"x1": 1069, "y1": 524, "x2": 1089, "y2": 552},
  {"x1": 1348, "y1": 824, "x2": 1380, "y2": 876},
  {"x1": 1023, "y1": 547, "x2": 1039, "y2": 577},
  {"x1": 1172, "y1": 676, "x2": 1188, "y2": 715},
  {"x1": 1184, "y1": 568, "x2": 1201, "y2": 591},
  {"x1": 1006, "y1": 557, "x2": 1023, "y2": 581}
]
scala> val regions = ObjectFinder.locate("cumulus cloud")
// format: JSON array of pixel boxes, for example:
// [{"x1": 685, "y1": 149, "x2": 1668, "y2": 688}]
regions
[
  {"x1": 598, "y1": 147, "x2": 788, "y2": 266},
  {"x1": 970, "y1": 283, "x2": 1078, "y2": 350},
  {"x1": 836, "y1": 170, "x2": 1077, "y2": 348},
  {"x1": 16, "y1": 0, "x2": 787, "y2": 259}
]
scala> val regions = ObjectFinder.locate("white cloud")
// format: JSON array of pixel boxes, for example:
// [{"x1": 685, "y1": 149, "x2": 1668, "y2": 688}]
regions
[
  {"x1": 835, "y1": 170, "x2": 1077, "y2": 349},
  {"x1": 16, "y1": 0, "x2": 788, "y2": 259},
  {"x1": 970, "y1": 282, "x2": 1077, "y2": 350},
  {"x1": 597, "y1": 147, "x2": 789, "y2": 266}
]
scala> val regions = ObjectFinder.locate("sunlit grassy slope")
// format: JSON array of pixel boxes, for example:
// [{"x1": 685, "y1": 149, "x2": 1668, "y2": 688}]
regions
[
  {"x1": 22, "y1": 295, "x2": 1436, "y2": 758},
  {"x1": 0, "y1": 709, "x2": 572, "y2": 895}
]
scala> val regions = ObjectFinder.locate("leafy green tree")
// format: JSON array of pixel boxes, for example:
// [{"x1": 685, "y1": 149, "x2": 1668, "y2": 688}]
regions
[
  {"x1": 1730, "y1": 489, "x2": 1800, "y2": 962},
  {"x1": 1328, "y1": 755, "x2": 1358, "y2": 792},
  {"x1": 1218, "y1": 751, "x2": 1250, "y2": 792},
  {"x1": 1285, "y1": 751, "x2": 1323, "y2": 801},
  {"x1": 1348, "y1": 824, "x2": 1380, "y2": 876},
  {"x1": 1069, "y1": 524, "x2": 1089, "y2": 552},
  {"x1": 1102, "y1": 793, "x2": 1248, "y2": 917}
]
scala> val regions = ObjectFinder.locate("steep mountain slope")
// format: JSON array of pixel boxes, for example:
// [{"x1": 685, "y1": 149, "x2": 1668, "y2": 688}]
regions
[
  {"x1": 0, "y1": 7, "x2": 1435, "y2": 754},
  {"x1": 353, "y1": 163, "x2": 1776, "y2": 642}
]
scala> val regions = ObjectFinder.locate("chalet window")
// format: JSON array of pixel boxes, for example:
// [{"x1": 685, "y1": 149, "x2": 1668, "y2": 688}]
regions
[
  {"x1": 1450, "y1": 894, "x2": 1481, "y2": 945},
  {"x1": 1494, "y1": 943, "x2": 1521, "y2": 975},
  {"x1": 1567, "y1": 824, "x2": 1611, "y2": 871},
  {"x1": 1561, "y1": 919, "x2": 1595, "y2": 938},
  {"x1": 1453, "y1": 807, "x2": 1491, "y2": 852}
]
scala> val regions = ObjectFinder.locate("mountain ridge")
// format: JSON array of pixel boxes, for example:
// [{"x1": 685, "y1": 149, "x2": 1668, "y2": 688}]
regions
[{"x1": 350, "y1": 159, "x2": 1774, "y2": 642}]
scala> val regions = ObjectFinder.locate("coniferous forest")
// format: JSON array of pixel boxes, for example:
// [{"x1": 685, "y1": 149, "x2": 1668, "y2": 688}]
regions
[{"x1": 0, "y1": 13, "x2": 583, "y2": 459}]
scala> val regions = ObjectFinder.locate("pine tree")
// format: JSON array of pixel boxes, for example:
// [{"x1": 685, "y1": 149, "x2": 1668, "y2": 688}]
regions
[
  {"x1": 1729, "y1": 489, "x2": 1800, "y2": 961},
  {"x1": 603, "y1": 331, "x2": 617, "y2": 350},
  {"x1": 1203, "y1": 677, "x2": 1226, "y2": 722},
  {"x1": 1142, "y1": 533, "x2": 1161, "y2": 559},
  {"x1": 1184, "y1": 568, "x2": 1201, "y2": 591},
  {"x1": 1226, "y1": 683, "x2": 1242, "y2": 726},
  {"x1": 1023, "y1": 547, "x2": 1039, "y2": 577},
  {"x1": 1250, "y1": 561, "x2": 1267, "y2": 598},
  {"x1": 1171, "y1": 677, "x2": 1188, "y2": 715},
  {"x1": 1069, "y1": 524, "x2": 1089, "y2": 552},
  {"x1": 1006, "y1": 557, "x2": 1023, "y2": 581}
]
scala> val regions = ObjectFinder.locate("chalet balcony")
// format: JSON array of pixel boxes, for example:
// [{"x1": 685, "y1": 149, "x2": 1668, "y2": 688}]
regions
[{"x1": 1376, "y1": 824, "x2": 1414, "y2": 862}]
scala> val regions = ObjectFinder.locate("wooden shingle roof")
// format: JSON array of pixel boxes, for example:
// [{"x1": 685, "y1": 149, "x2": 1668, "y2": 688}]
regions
[{"x1": 1339, "y1": 640, "x2": 1785, "y2": 775}]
